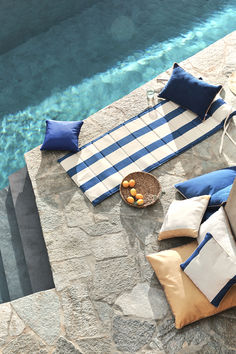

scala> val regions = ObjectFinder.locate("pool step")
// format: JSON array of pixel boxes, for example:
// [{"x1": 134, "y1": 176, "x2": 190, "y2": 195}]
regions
[
  {"x1": 9, "y1": 167, "x2": 54, "y2": 294},
  {"x1": 0, "y1": 187, "x2": 32, "y2": 302},
  {"x1": 0, "y1": 250, "x2": 10, "y2": 303}
]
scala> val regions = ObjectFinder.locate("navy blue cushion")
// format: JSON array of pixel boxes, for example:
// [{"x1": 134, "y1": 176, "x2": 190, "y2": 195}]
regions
[
  {"x1": 202, "y1": 207, "x2": 219, "y2": 223},
  {"x1": 175, "y1": 167, "x2": 236, "y2": 208},
  {"x1": 158, "y1": 63, "x2": 222, "y2": 120},
  {"x1": 41, "y1": 120, "x2": 83, "y2": 152}
]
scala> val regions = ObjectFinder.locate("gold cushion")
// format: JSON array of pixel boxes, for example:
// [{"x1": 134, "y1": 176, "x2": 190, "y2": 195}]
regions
[
  {"x1": 146, "y1": 241, "x2": 236, "y2": 329},
  {"x1": 158, "y1": 195, "x2": 210, "y2": 241}
]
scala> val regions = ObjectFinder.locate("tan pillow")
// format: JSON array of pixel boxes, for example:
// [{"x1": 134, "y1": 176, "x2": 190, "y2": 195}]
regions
[
  {"x1": 158, "y1": 195, "x2": 210, "y2": 240},
  {"x1": 146, "y1": 241, "x2": 236, "y2": 329}
]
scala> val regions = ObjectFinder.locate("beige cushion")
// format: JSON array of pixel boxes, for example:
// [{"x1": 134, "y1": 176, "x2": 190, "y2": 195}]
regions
[
  {"x1": 198, "y1": 207, "x2": 236, "y2": 258},
  {"x1": 224, "y1": 178, "x2": 236, "y2": 241},
  {"x1": 147, "y1": 241, "x2": 236, "y2": 329},
  {"x1": 158, "y1": 195, "x2": 210, "y2": 241}
]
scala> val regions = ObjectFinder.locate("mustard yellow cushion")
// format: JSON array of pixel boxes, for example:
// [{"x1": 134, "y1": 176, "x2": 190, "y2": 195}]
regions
[
  {"x1": 146, "y1": 241, "x2": 236, "y2": 329},
  {"x1": 158, "y1": 195, "x2": 210, "y2": 240}
]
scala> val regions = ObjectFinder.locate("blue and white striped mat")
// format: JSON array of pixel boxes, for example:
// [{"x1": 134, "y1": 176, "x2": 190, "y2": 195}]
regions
[{"x1": 59, "y1": 98, "x2": 235, "y2": 206}]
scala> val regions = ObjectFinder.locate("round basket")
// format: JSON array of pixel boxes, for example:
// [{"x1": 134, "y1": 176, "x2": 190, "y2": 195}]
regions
[{"x1": 120, "y1": 171, "x2": 161, "y2": 208}]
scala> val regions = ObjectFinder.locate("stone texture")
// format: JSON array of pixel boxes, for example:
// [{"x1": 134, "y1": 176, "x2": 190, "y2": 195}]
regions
[
  {"x1": 76, "y1": 337, "x2": 113, "y2": 354},
  {"x1": 115, "y1": 282, "x2": 169, "y2": 320},
  {"x1": 22, "y1": 31, "x2": 236, "y2": 354},
  {"x1": 64, "y1": 192, "x2": 94, "y2": 229},
  {"x1": 91, "y1": 232, "x2": 128, "y2": 260},
  {"x1": 148, "y1": 316, "x2": 236, "y2": 354},
  {"x1": 94, "y1": 301, "x2": 114, "y2": 332},
  {"x1": 61, "y1": 286, "x2": 103, "y2": 340},
  {"x1": 0, "y1": 304, "x2": 11, "y2": 343},
  {"x1": 12, "y1": 289, "x2": 61, "y2": 345},
  {"x1": 2, "y1": 333, "x2": 48, "y2": 354},
  {"x1": 51, "y1": 257, "x2": 92, "y2": 291},
  {"x1": 120, "y1": 214, "x2": 158, "y2": 246},
  {"x1": 45, "y1": 226, "x2": 91, "y2": 262},
  {"x1": 138, "y1": 248, "x2": 161, "y2": 285},
  {"x1": 9, "y1": 309, "x2": 26, "y2": 337},
  {"x1": 38, "y1": 204, "x2": 65, "y2": 233},
  {"x1": 84, "y1": 214, "x2": 123, "y2": 236},
  {"x1": 92, "y1": 256, "x2": 139, "y2": 300},
  {"x1": 113, "y1": 315, "x2": 156, "y2": 352},
  {"x1": 53, "y1": 337, "x2": 82, "y2": 354}
]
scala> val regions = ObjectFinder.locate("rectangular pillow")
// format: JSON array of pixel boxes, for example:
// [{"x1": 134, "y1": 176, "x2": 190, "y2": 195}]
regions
[
  {"x1": 181, "y1": 233, "x2": 236, "y2": 307},
  {"x1": 158, "y1": 63, "x2": 222, "y2": 120},
  {"x1": 158, "y1": 195, "x2": 210, "y2": 240},
  {"x1": 146, "y1": 242, "x2": 236, "y2": 329}
]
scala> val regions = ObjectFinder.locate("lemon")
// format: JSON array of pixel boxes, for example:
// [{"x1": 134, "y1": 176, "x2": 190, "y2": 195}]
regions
[
  {"x1": 122, "y1": 180, "x2": 129, "y2": 188},
  {"x1": 137, "y1": 198, "x2": 144, "y2": 205},
  {"x1": 129, "y1": 179, "x2": 136, "y2": 187},
  {"x1": 130, "y1": 188, "x2": 137, "y2": 197},
  {"x1": 136, "y1": 193, "x2": 143, "y2": 199},
  {"x1": 127, "y1": 196, "x2": 134, "y2": 204}
]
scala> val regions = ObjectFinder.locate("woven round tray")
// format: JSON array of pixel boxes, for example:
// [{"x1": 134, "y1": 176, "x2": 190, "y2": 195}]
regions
[{"x1": 120, "y1": 171, "x2": 161, "y2": 208}]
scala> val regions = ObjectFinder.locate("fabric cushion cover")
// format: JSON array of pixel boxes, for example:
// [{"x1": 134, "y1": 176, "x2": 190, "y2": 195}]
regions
[
  {"x1": 181, "y1": 233, "x2": 236, "y2": 307},
  {"x1": 146, "y1": 241, "x2": 236, "y2": 329},
  {"x1": 41, "y1": 120, "x2": 83, "y2": 152},
  {"x1": 158, "y1": 63, "x2": 222, "y2": 120},
  {"x1": 175, "y1": 167, "x2": 236, "y2": 208},
  {"x1": 198, "y1": 207, "x2": 235, "y2": 252},
  {"x1": 202, "y1": 207, "x2": 218, "y2": 223},
  {"x1": 158, "y1": 195, "x2": 210, "y2": 241}
]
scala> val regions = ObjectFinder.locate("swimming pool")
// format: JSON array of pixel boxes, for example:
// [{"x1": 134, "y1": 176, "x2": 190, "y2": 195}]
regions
[{"x1": 0, "y1": 0, "x2": 236, "y2": 189}]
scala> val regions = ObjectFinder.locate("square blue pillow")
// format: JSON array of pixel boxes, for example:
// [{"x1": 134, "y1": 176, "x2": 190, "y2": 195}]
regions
[
  {"x1": 175, "y1": 167, "x2": 236, "y2": 208},
  {"x1": 41, "y1": 120, "x2": 83, "y2": 152},
  {"x1": 158, "y1": 63, "x2": 222, "y2": 120}
]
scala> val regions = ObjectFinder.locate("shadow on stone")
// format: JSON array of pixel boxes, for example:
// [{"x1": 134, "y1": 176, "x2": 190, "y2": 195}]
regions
[{"x1": 5, "y1": 188, "x2": 33, "y2": 298}]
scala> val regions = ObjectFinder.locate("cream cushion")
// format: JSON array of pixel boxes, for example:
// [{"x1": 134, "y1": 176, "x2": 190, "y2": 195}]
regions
[
  {"x1": 158, "y1": 195, "x2": 210, "y2": 241},
  {"x1": 181, "y1": 233, "x2": 236, "y2": 307},
  {"x1": 198, "y1": 207, "x2": 236, "y2": 257},
  {"x1": 147, "y1": 242, "x2": 236, "y2": 329}
]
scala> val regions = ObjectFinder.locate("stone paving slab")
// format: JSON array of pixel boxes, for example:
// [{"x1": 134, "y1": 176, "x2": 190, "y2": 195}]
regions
[{"x1": 0, "y1": 31, "x2": 236, "y2": 353}]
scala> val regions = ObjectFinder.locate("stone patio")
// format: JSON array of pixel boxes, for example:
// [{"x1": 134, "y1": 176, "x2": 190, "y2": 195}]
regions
[{"x1": 0, "y1": 31, "x2": 236, "y2": 353}]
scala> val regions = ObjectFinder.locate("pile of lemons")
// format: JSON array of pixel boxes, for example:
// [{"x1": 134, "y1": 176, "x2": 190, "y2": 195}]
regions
[{"x1": 122, "y1": 179, "x2": 144, "y2": 206}]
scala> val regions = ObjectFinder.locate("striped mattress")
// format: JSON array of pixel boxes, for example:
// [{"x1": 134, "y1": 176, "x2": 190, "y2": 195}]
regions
[{"x1": 59, "y1": 98, "x2": 235, "y2": 206}]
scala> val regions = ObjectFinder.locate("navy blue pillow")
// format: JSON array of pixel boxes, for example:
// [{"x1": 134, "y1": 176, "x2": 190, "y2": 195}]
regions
[
  {"x1": 41, "y1": 120, "x2": 83, "y2": 152},
  {"x1": 158, "y1": 63, "x2": 222, "y2": 120},
  {"x1": 202, "y1": 207, "x2": 219, "y2": 223},
  {"x1": 175, "y1": 167, "x2": 236, "y2": 208}
]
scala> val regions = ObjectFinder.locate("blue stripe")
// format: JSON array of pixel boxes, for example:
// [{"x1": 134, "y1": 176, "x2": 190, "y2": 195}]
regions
[
  {"x1": 79, "y1": 99, "x2": 169, "y2": 151},
  {"x1": 144, "y1": 116, "x2": 234, "y2": 174},
  {"x1": 66, "y1": 105, "x2": 185, "y2": 177},
  {"x1": 88, "y1": 111, "x2": 235, "y2": 206},
  {"x1": 91, "y1": 185, "x2": 120, "y2": 206},
  {"x1": 211, "y1": 275, "x2": 236, "y2": 307},
  {"x1": 180, "y1": 233, "x2": 213, "y2": 271},
  {"x1": 58, "y1": 97, "x2": 225, "y2": 165},
  {"x1": 79, "y1": 114, "x2": 217, "y2": 192},
  {"x1": 207, "y1": 98, "x2": 225, "y2": 117},
  {"x1": 58, "y1": 152, "x2": 75, "y2": 163}
]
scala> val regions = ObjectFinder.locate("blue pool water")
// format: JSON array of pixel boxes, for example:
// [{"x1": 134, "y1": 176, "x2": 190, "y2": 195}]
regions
[{"x1": 0, "y1": 0, "x2": 236, "y2": 189}]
